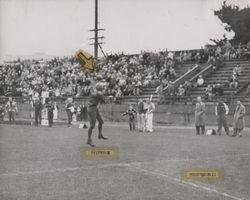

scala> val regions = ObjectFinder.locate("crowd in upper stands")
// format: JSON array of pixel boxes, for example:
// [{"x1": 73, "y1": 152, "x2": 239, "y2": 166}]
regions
[{"x1": 1, "y1": 39, "x2": 250, "y2": 102}]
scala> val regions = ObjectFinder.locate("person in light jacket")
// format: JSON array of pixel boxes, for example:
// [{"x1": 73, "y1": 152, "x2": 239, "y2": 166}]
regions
[
  {"x1": 5, "y1": 97, "x2": 18, "y2": 124},
  {"x1": 194, "y1": 96, "x2": 206, "y2": 135},
  {"x1": 145, "y1": 98, "x2": 155, "y2": 132},
  {"x1": 232, "y1": 100, "x2": 246, "y2": 137},
  {"x1": 137, "y1": 99, "x2": 146, "y2": 132}
]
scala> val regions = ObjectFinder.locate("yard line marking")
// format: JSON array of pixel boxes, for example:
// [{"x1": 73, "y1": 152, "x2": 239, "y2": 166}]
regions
[
  {"x1": 1, "y1": 153, "x2": 250, "y2": 177},
  {"x1": 131, "y1": 166, "x2": 243, "y2": 200},
  {"x1": 0, "y1": 163, "x2": 130, "y2": 177},
  {"x1": 130, "y1": 153, "x2": 250, "y2": 165}
]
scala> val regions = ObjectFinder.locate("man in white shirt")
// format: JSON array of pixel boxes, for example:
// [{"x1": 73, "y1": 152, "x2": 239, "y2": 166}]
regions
[
  {"x1": 145, "y1": 98, "x2": 155, "y2": 132},
  {"x1": 5, "y1": 97, "x2": 18, "y2": 124}
]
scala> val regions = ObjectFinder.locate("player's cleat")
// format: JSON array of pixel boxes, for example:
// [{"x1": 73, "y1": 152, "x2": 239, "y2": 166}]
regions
[
  {"x1": 87, "y1": 139, "x2": 96, "y2": 147},
  {"x1": 98, "y1": 134, "x2": 108, "y2": 140}
]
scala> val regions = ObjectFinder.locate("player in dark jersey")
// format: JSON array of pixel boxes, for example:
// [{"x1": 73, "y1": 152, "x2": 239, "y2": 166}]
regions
[
  {"x1": 87, "y1": 82, "x2": 108, "y2": 147},
  {"x1": 122, "y1": 105, "x2": 137, "y2": 131}
]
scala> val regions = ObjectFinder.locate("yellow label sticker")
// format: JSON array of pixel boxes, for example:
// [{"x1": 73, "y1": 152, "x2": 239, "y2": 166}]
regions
[
  {"x1": 181, "y1": 169, "x2": 224, "y2": 181},
  {"x1": 80, "y1": 147, "x2": 119, "y2": 160}
]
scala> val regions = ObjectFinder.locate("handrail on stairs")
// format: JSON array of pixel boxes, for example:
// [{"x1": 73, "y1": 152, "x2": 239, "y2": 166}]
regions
[{"x1": 163, "y1": 64, "x2": 200, "y2": 91}]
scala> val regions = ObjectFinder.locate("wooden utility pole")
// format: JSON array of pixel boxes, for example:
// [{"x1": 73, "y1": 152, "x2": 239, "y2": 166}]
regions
[
  {"x1": 89, "y1": 0, "x2": 105, "y2": 60},
  {"x1": 94, "y1": 0, "x2": 98, "y2": 59}
]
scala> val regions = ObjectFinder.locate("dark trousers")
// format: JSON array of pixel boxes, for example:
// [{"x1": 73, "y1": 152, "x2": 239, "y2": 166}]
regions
[
  {"x1": 196, "y1": 125, "x2": 205, "y2": 135},
  {"x1": 129, "y1": 118, "x2": 136, "y2": 131},
  {"x1": 48, "y1": 111, "x2": 54, "y2": 127},
  {"x1": 88, "y1": 106, "x2": 104, "y2": 139},
  {"x1": 233, "y1": 128, "x2": 243, "y2": 136},
  {"x1": 217, "y1": 114, "x2": 229, "y2": 135},
  {"x1": 35, "y1": 110, "x2": 41, "y2": 126},
  {"x1": 8, "y1": 111, "x2": 15, "y2": 124},
  {"x1": 66, "y1": 110, "x2": 72, "y2": 125}
]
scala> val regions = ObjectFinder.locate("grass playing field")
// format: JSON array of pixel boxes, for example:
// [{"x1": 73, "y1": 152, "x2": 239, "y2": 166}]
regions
[{"x1": 0, "y1": 123, "x2": 250, "y2": 200}]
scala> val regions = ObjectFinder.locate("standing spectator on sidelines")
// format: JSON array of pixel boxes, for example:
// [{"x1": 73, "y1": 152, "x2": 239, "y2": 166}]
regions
[
  {"x1": 53, "y1": 102, "x2": 59, "y2": 120},
  {"x1": 122, "y1": 105, "x2": 137, "y2": 131},
  {"x1": 183, "y1": 100, "x2": 192, "y2": 125},
  {"x1": 232, "y1": 100, "x2": 246, "y2": 137},
  {"x1": 145, "y1": 98, "x2": 155, "y2": 132},
  {"x1": 46, "y1": 99, "x2": 54, "y2": 128},
  {"x1": 137, "y1": 99, "x2": 146, "y2": 132},
  {"x1": 33, "y1": 96, "x2": 43, "y2": 126},
  {"x1": 194, "y1": 96, "x2": 206, "y2": 135},
  {"x1": 0, "y1": 104, "x2": 4, "y2": 122},
  {"x1": 5, "y1": 97, "x2": 18, "y2": 124},
  {"x1": 65, "y1": 97, "x2": 74, "y2": 128},
  {"x1": 215, "y1": 98, "x2": 230, "y2": 136}
]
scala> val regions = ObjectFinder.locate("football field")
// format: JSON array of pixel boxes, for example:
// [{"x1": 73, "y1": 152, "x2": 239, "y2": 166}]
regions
[{"x1": 0, "y1": 124, "x2": 250, "y2": 200}]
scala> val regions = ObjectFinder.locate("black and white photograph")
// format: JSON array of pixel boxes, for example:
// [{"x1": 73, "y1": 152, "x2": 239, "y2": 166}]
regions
[{"x1": 0, "y1": 0, "x2": 250, "y2": 199}]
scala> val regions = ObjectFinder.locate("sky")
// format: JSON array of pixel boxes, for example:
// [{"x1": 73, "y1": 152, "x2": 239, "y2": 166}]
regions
[{"x1": 0, "y1": 0, "x2": 249, "y2": 61}]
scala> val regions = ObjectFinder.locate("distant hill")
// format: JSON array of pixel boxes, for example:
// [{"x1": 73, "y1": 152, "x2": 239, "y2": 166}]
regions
[{"x1": 3, "y1": 52, "x2": 56, "y2": 61}]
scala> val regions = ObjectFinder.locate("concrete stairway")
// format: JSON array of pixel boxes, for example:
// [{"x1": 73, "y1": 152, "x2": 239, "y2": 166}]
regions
[
  {"x1": 120, "y1": 62, "x2": 197, "y2": 104},
  {"x1": 190, "y1": 60, "x2": 250, "y2": 99}
]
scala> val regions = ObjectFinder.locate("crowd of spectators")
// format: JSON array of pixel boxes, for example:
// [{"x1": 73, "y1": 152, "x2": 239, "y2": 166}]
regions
[
  {"x1": 204, "y1": 83, "x2": 225, "y2": 101},
  {"x1": 0, "y1": 49, "x2": 178, "y2": 100},
  {"x1": 1, "y1": 39, "x2": 250, "y2": 102}
]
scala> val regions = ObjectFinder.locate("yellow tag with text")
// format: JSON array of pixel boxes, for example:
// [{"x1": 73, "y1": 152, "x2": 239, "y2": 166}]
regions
[
  {"x1": 80, "y1": 147, "x2": 119, "y2": 160},
  {"x1": 181, "y1": 169, "x2": 224, "y2": 181}
]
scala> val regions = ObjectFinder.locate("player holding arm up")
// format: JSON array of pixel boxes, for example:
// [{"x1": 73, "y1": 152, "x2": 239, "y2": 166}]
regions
[
  {"x1": 122, "y1": 105, "x2": 137, "y2": 131},
  {"x1": 87, "y1": 79, "x2": 108, "y2": 147}
]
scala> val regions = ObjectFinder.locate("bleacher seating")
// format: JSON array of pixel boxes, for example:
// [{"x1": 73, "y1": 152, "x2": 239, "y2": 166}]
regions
[
  {"x1": 190, "y1": 60, "x2": 250, "y2": 101},
  {"x1": 121, "y1": 62, "x2": 197, "y2": 104}
]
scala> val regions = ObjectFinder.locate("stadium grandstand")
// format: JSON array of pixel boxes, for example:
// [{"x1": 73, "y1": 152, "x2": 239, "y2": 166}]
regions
[
  {"x1": 1, "y1": 41, "x2": 250, "y2": 104},
  {"x1": 1, "y1": 41, "x2": 250, "y2": 127}
]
